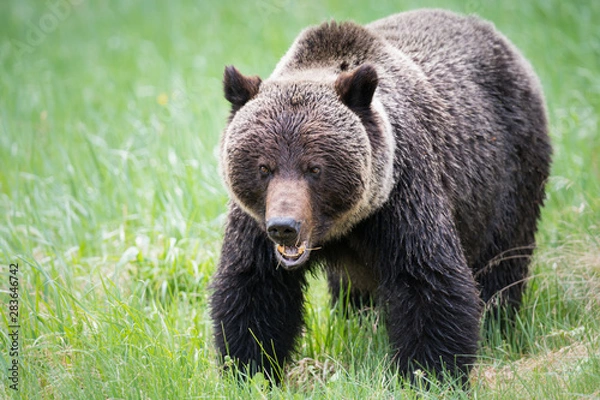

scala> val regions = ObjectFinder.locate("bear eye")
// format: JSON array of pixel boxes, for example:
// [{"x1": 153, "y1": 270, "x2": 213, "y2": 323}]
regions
[
  {"x1": 258, "y1": 165, "x2": 271, "y2": 177},
  {"x1": 308, "y1": 166, "x2": 321, "y2": 176}
]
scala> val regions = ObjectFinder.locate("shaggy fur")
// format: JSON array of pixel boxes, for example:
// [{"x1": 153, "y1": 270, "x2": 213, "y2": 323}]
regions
[{"x1": 210, "y1": 9, "x2": 551, "y2": 384}]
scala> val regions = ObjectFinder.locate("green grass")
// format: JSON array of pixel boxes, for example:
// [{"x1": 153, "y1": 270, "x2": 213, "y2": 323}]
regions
[{"x1": 0, "y1": 0, "x2": 599, "y2": 398}]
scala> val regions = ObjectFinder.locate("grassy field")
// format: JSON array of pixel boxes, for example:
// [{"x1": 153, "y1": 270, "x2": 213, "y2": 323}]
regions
[{"x1": 1, "y1": 0, "x2": 599, "y2": 398}]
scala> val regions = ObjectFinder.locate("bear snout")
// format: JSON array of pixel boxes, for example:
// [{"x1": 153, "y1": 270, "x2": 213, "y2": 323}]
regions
[
  {"x1": 264, "y1": 178, "x2": 312, "y2": 238},
  {"x1": 265, "y1": 178, "x2": 314, "y2": 268},
  {"x1": 266, "y1": 217, "x2": 301, "y2": 246}
]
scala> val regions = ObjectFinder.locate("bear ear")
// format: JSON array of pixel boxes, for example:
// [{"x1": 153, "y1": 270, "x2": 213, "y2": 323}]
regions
[
  {"x1": 223, "y1": 65, "x2": 262, "y2": 111},
  {"x1": 335, "y1": 64, "x2": 378, "y2": 110}
]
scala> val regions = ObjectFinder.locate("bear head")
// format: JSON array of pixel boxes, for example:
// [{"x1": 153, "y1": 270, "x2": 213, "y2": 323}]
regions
[{"x1": 220, "y1": 65, "x2": 395, "y2": 270}]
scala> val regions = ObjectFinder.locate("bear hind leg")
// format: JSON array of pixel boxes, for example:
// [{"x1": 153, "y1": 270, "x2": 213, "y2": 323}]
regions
[
  {"x1": 324, "y1": 246, "x2": 378, "y2": 315},
  {"x1": 474, "y1": 227, "x2": 537, "y2": 336},
  {"x1": 326, "y1": 270, "x2": 375, "y2": 314}
]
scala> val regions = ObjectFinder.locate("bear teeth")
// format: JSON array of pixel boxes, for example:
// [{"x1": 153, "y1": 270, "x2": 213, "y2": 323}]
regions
[{"x1": 276, "y1": 244, "x2": 306, "y2": 259}]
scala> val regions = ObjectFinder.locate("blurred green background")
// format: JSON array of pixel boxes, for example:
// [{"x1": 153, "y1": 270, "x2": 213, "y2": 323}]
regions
[{"x1": 0, "y1": 0, "x2": 599, "y2": 398}]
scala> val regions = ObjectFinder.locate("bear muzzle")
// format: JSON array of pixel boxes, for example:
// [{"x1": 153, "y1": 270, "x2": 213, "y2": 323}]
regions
[
  {"x1": 266, "y1": 217, "x2": 311, "y2": 269},
  {"x1": 265, "y1": 179, "x2": 313, "y2": 270}
]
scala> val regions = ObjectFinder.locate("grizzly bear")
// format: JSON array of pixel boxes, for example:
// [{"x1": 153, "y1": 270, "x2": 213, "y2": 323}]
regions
[{"x1": 210, "y1": 9, "x2": 551, "y2": 384}]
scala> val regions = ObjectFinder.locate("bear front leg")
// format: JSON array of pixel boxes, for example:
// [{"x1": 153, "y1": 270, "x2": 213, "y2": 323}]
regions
[
  {"x1": 210, "y1": 205, "x2": 307, "y2": 382},
  {"x1": 359, "y1": 196, "x2": 482, "y2": 384},
  {"x1": 381, "y1": 266, "x2": 481, "y2": 384}
]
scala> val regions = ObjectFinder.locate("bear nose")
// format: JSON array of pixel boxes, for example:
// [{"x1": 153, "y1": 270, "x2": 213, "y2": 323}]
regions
[{"x1": 266, "y1": 217, "x2": 301, "y2": 245}]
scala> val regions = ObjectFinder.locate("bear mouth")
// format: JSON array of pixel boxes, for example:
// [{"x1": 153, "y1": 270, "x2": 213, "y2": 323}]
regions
[{"x1": 274, "y1": 241, "x2": 311, "y2": 270}]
